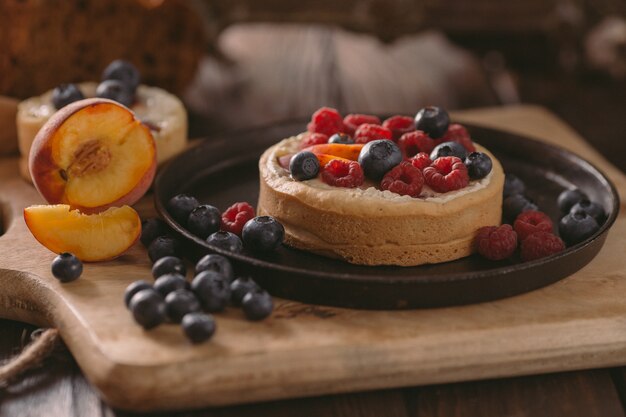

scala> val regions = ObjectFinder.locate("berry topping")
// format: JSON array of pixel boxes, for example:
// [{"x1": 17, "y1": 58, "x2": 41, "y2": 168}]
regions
[
  {"x1": 557, "y1": 188, "x2": 588, "y2": 213},
  {"x1": 154, "y1": 273, "x2": 188, "y2": 297},
  {"x1": 102, "y1": 59, "x2": 141, "y2": 93},
  {"x1": 442, "y1": 123, "x2": 476, "y2": 152},
  {"x1": 242, "y1": 216, "x2": 285, "y2": 252},
  {"x1": 464, "y1": 152, "x2": 493, "y2": 180},
  {"x1": 570, "y1": 200, "x2": 605, "y2": 223},
  {"x1": 398, "y1": 130, "x2": 436, "y2": 158},
  {"x1": 52, "y1": 84, "x2": 85, "y2": 110},
  {"x1": 343, "y1": 114, "x2": 381, "y2": 135},
  {"x1": 195, "y1": 254, "x2": 234, "y2": 282},
  {"x1": 520, "y1": 232, "x2": 565, "y2": 262},
  {"x1": 242, "y1": 289, "x2": 274, "y2": 321},
  {"x1": 51, "y1": 252, "x2": 83, "y2": 283},
  {"x1": 409, "y1": 152, "x2": 432, "y2": 171},
  {"x1": 182, "y1": 312, "x2": 216, "y2": 343},
  {"x1": 513, "y1": 210, "x2": 554, "y2": 241},
  {"x1": 414, "y1": 106, "x2": 450, "y2": 138},
  {"x1": 357, "y1": 139, "x2": 403, "y2": 180},
  {"x1": 148, "y1": 236, "x2": 181, "y2": 263},
  {"x1": 124, "y1": 280, "x2": 152, "y2": 308},
  {"x1": 300, "y1": 133, "x2": 329, "y2": 149},
  {"x1": 430, "y1": 141, "x2": 468, "y2": 161},
  {"x1": 187, "y1": 204, "x2": 221, "y2": 239},
  {"x1": 167, "y1": 194, "x2": 200, "y2": 225},
  {"x1": 96, "y1": 79, "x2": 134, "y2": 107},
  {"x1": 559, "y1": 211, "x2": 600, "y2": 246},
  {"x1": 321, "y1": 159, "x2": 364, "y2": 188},
  {"x1": 380, "y1": 162, "x2": 424, "y2": 197},
  {"x1": 328, "y1": 133, "x2": 354, "y2": 144},
  {"x1": 503, "y1": 174, "x2": 526, "y2": 198},
  {"x1": 191, "y1": 270, "x2": 231, "y2": 312},
  {"x1": 221, "y1": 202, "x2": 255, "y2": 236},
  {"x1": 383, "y1": 115, "x2": 415, "y2": 141},
  {"x1": 129, "y1": 289, "x2": 166, "y2": 329},
  {"x1": 289, "y1": 151, "x2": 320, "y2": 181},
  {"x1": 423, "y1": 156, "x2": 469, "y2": 193},
  {"x1": 502, "y1": 194, "x2": 539, "y2": 223},
  {"x1": 140, "y1": 218, "x2": 169, "y2": 247},
  {"x1": 230, "y1": 276, "x2": 260, "y2": 306},
  {"x1": 307, "y1": 107, "x2": 344, "y2": 136},
  {"x1": 353, "y1": 123, "x2": 393, "y2": 144},
  {"x1": 165, "y1": 289, "x2": 201, "y2": 323},
  {"x1": 206, "y1": 231, "x2": 243, "y2": 253},
  {"x1": 152, "y1": 256, "x2": 186, "y2": 279},
  {"x1": 474, "y1": 224, "x2": 518, "y2": 261}
]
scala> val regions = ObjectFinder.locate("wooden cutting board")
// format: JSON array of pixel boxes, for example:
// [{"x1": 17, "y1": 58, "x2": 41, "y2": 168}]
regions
[{"x1": 0, "y1": 105, "x2": 625, "y2": 412}]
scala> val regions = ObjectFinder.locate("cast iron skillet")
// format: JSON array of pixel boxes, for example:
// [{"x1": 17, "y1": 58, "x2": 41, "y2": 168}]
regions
[{"x1": 154, "y1": 122, "x2": 620, "y2": 309}]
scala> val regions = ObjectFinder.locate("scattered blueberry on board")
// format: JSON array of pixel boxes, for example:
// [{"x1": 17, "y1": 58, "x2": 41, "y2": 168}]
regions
[
  {"x1": 230, "y1": 276, "x2": 261, "y2": 306},
  {"x1": 182, "y1": 312, "x2": 216, "y2": 344},
  {"x1": 191, "y1": 270, "x2": 232, "y2": 312},
  {"x1": 195, "y1": 254, "x2": 234, "y2": 282},
  {"x1": 51, "y1": 252, "x2": 83, "y2": 283},
  {"x1": 148, "y1": 235, "x2": 181, "y2": 263},
  {"x1": 124, "y1": 280, "x2": 153, "y2": 308},
  {"x1": 140, "y1": 218, "x2": 169, "y2": 247},
  {"x1": 242, "y1": 216, "x2": 285, "y2": 253},
  {"x1": 242, "y1": 289, "x2": 274, "y2": 321},
  {"x1": 165, "y1": 289, "x2": 202, "y2": 323},
  {"x1": 414, "y1": 106, "x2": 449, "y2": 138},
  {"x1": 167, "y1": 194, "x2": 200, "y2": 225},
  {"x1": 206, "y1": 231, "x2": 243, "y2": 253},
  {"x1": 52, "y1": 84, "x2": 85, "y2": 110},
  {"x1": 129, "y1": 289, "x2": 167, "y2": 330},
  {"x1": 152, "y1": 256, "x2": 186, "y2": 279},
  {"x1": 154, "y1": 273, "x2": 188, "y2": 297}
]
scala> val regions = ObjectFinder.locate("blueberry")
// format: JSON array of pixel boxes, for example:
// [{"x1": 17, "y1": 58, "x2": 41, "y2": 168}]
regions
[
  {"x1": 430, "y1": 141, "x2": 467, "y2": 161},
  {"x1": 206, "y1": 231, "x2": 243, "y2": 253},
  {"x1": 152, "y1": 256, "x2": 186, "y2": 279},
  {"x1": 124, "y1": 280, "x2": 153, "y2": 308},
  {"x1": 182, "y1": 312, "x2": 216, "y2": 344},
  {"x1": 154, "y1": 273, "x2": 188, "y2": 297},
  {"x1": 570, "y1": 200, "x2": 605, "y2": 223},
  {"x1": 357, "y1": 139, "x2": 402, "y2": 180},
  {"x1": 242, "y1": 216, "x2": 285, "y2": 253},
  {"x1": 503, "y1": 194, "x2": 538, "y2": 222},
  {"x1": 195, "y1": 254, "x2": 234, "y2": 282},
  {"x1": 187, "y1": 205, "x2": 221, "y2": 239},
  {"x1": 129, "y1": 289, "x2": 166, "y2": 329},
  {"x1": 464, "y1": 152, "x2": 492, "y2": 180},
  {"x1": 166, "y1": 194, "x2": 200, "y2": 225},
  {"x1": 328, "y1": 133, "x2": 354, "y2": 144},
  {"x1": 557, "y1": 189, "x2": 588, "y2": 213},
  {"x1": 289, "y1": 151, "x2": 320, "y2": 181},
  {"x1": 559, "y1": 211, "x2": 600, "y2": 246},
  {"x1": 165, "y1": 289, "x2": 201, "y2": 323},
  {"x1": 242, "y1": 289, "x2": 273, "y2": 321},
  {"x1": 102, "y1": 59, "x2": 141, "y2": 93},
  {"x1": 148, "y1": 235, "x2": 181, "y2": 263},
  {"x1": 191, "y1": 271, "x2": 231, "y2": 312},
  {"x1": 96, "y1": 79, "x2": 134, "y2": 107},
  {"x1": 230, "y1": 276, "x2": 260, "y2": 306},
  {"x1": 51, "y1": 84, "x2": 85, "y2": 109},
  {"x1": 51, "y1": 252, "x2": 83, "y2": 283},
  {"x1": 503, "y1": 174, "x2": 526, "y2": 198},
  {"x1": 414, "y1": 106, "x2": 449, "y2": 138},
  {"x1": 140, "y1": 218, "x2": 169, "y2": 247}
]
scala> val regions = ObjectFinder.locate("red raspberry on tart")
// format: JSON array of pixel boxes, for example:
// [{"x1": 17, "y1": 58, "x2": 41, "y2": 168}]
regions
[
  {"x1": 443, "y1": 123, "x2": 476, "y2": 152},
  {"x1": 380, "y1": 162, "x2": 424, "y2": 197},
  {"x1": 409, "y1": 152, "x2": 432, "y2": 171},
  {"x1": 343, "y1": 114, "x2": 381, "y2": 135},
  {"x1": 300, "y1": 133, "x2": 329, "y2": 149},
  {"x1": 398, "y1": 131, "x2": 436, "y2": 158},
  {"x1": 353, "y1": 124, "x2": 393, "y2": 144},
  {"x1": 423, "y1": 156, "x2": 469, "y2": 193},
  {"x1": 475, "y1": 225, "x2": 518, "y2": 261},
  {"x1": 321, "y1": 159, "x2": 364, "y2": 188},
  {"x1": 307, "y1": 107, "x2": 344, "y2": 136},
  {"x1": 383, "y1": 115, "x2": 415, "y2": 141},
  {"x1": 520, "y1": 231, "x2": 565, "y2": 261},
  {"x1": 513, "y1": 210, "x2": 554, "y2": 241},
  {"x1": 221, "y1": 202, "x2": 255, "y2": 236}
]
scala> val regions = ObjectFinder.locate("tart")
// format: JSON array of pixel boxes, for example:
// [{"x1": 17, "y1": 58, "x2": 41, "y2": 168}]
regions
[
  {"x1": 257, "y1": 108, "x2": 505, "y2": 266},
  {"x1": 17, "y1": 81, "x2": 187, "y2": 182}
]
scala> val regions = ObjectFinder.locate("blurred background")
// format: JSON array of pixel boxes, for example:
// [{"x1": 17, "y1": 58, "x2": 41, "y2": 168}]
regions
[{"x1": 1, "y1": 0, "x2": 625, "y2": 168}]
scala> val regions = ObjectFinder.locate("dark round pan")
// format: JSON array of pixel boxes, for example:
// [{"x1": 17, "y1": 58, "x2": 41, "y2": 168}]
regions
[{"x1": 154, "y1": 121, "x2": 620, "y2": 310}]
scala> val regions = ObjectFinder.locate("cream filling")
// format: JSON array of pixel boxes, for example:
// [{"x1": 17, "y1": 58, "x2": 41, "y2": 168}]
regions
[{"x1": 268, "y1": 134, "x2": 492, "y2": 204}]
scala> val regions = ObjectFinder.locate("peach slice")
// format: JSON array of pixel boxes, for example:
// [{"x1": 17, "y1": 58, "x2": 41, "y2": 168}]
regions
[
  {"x1": 24, "y1": 204, "x2": 141, "y2": 262},
  {"x1": 29, "y1": 98, "x2": 156, "y2": 213},
  {"x1": 303, "y1": 143, "x2": 364, "y2": 161}
]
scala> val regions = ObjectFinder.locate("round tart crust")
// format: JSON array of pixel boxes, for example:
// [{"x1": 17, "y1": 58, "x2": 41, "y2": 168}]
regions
[{"x1": 258, "y1": 136, "x2": 505, "y2": 266}]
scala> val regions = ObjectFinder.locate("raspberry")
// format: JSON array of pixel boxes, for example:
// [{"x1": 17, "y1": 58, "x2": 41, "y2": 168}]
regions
[
  {"x1": 409, "y1": 152, "x2": 432, "y2": 171},
  {"x1": 398, "y1": 131, "x2": 436, "y2": 158},
  {"x1": 383, "y1": 115, "x2": 415, "y2": 141},
  {"x1": 221, "y1": 202, "x2": 255, "y2": 236},
  {"x1": 443, "y1": 123, "x2": 476, "y2": 152},
  {"x1": 343, "y1": 114, "x2": 381, "y2": 135},
  {"x1": 321, "y1": 159, "x2": 364, "y2": 188},
  {"x1": 300, "y1": 133, "x2": 328, "y2": 149},
  {"x1": 520, "y1": 231, "x2": 565, "y2": 262},
  {"x1": 423, "y1": 156, "x2": 469, "y2": 193},
  {"x1": 307, "y1": 107, "x2": 344, "y2": 136},
  {"x1": 475, "y1": 224, "x2": 518, "y2": 261},
  {"x1": 354, "y1": 124, "x2": 393, "y2": 144},
  {"x1": 380, "y1": 162, "x2": 424, "y2": 197},
  {"x1": 514, "y1": 210, "x2": 554, "y2": 241}
]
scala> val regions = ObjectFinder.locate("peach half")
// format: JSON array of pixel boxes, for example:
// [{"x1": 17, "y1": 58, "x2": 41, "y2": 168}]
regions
[
  {"x1": 29, "y1": 98, "x2": 156, "y2": 213},
  {"x1": 24, "y1": 204, "x2": 141, "y2": 262}
]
